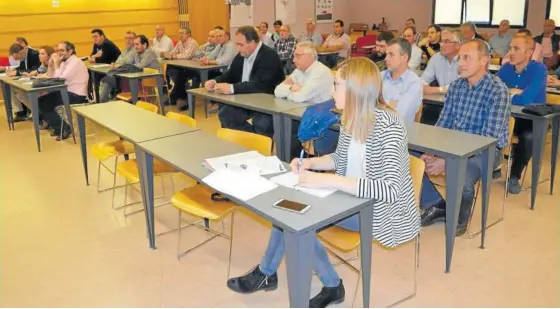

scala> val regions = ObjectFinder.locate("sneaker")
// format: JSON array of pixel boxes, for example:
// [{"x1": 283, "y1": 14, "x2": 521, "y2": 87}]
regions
[
  {"x1": 227, "y1": 265, "x2": 278, "y2": 294},
  {"x1": 456, "y1": 222, "x2": 468, "y2": 237},
  {"x1": 492, "y1": 168, "x2": 502, "y2": 179},
  {"x1": 309, "y1": 280, "x2": 345, "y2": 308},
  {"x1": 508, "y1": 176, "x2": 522, "y2": 194}
]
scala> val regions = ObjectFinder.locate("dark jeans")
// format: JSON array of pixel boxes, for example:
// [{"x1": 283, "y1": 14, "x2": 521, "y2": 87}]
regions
[
  {"x1": 39, "y1": 92, "x2": 87, "y2": 133},
  {"x1": 318, "y1": 54, "x2": 344, "y2": 69},
  {"x1": 510, "y1": 118, "x2": 533, "y2": 179},
  {"x1": 217, "y1": 104, "x2": 274, "y2": 138},
  {"x1": 169, "y1": 68, "x2": 222, "y2": 101},
  {"x1": 420, "y1": 104, "x2": 443, "y2": 125}
]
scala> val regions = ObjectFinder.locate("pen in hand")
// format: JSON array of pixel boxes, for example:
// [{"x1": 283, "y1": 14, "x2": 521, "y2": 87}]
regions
[{"x1": 296, "y1": 149, "x2": 304, "y2": 172}]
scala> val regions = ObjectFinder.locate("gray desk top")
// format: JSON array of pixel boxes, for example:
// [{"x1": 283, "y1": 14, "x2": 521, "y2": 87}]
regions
[
  {"x1": 136, "y1": 130, "x2": 372, "y2": 233},
  {"x1": 188, "y1": 88, "x2": 318, "y2": 114},
  {"x1": 547, "y1": 87, "x2": 560, "y2": 95},
  {"x1": 72, "y1": 101, "x2": 199, "y2": 142},
  {"x1": 164, "y1": 60, "x2": 227, "y2": 71},
  {"x1": 116, "y1": 72, "x2": 162, "y2": 79},
  {"x1": 318, "y1": 51, "x2": 339, "y2": 56},
  {"x1": 0, "y1": 76, "x2": 67, "y2": 92},
  {"x1": 284, "y1": 106, "x2": 496, "y2": 158},
  {"x1": 87, "y1": 66, "x2": 112, "y2": 74}
]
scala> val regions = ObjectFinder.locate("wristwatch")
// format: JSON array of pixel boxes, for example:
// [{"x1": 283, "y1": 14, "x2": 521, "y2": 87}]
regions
[{"x1": 439, "y1": 86, "x2": 444, "y2": 94}]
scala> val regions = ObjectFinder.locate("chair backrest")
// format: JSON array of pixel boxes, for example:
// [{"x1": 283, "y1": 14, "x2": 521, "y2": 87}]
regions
[
  {"x1": 546, "y1": 93, "x2": 560, "y2": 105},
  {"x1": 135, "y1": 100, "x2": 159, "y2": 113},
  {"x1": 349, "y1": 31, "x2": 363, "y2": 45},
  {"x1": 0, "y1": 56, "x2": 9, "y2": 66},
  {"x1": 408, "y1": 155, "x2": 426, "y2": 208},
  {"x1": 489, "y1": 58, "x2": 501, "y2": 65},
  {"x1": 216, "y1": 128, "x2": 272, "y2": 156},
  {"x1": 142, "y1": 67, "x2": 160, "y2": 88},
  {"x1": 166, "y1": 111, "x2": 196, "y2": 128},
  {"x1": 503, "y1": 116, "x2": 516, "y2": 156},
  {"x1": 414, "y1": 103, "x2": 423, "y2": 123}
]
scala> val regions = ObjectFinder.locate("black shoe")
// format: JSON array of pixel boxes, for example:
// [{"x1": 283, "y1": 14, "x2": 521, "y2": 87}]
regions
[
  {"x1": 178, "y1": 104, "x2": 189, "y2": 111},
  {"x1": 227, "y1": 265, "x2": 278, "y2": 294},
  {"x1": 492, "y1": 168, "x2": 502, "y2": 179},
  {"x1": 56, "y1": 130, "x2": 71, "y2": 141},
  {"x1": 13, "y1": 114, "x2": 29, "y2": 122},
  {"x1": 310, "y1": 280, "x2": 345, "y2": 308},
  {"x1": 456, "y1": 222, "x2": 468, "y2": 237},
  {"x1": 421, "y1": 203, "x2": 446, "y2": 227}
]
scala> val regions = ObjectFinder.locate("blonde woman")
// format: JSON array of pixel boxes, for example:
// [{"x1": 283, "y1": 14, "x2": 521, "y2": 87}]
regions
[{"x1": 227, "y1": 57, "x2": 420, "y2": 308}]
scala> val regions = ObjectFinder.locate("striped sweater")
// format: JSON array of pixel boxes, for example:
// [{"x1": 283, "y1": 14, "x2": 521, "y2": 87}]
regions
[{"x1": 328, "y1": 109, "x2": 420, "y2": 248}]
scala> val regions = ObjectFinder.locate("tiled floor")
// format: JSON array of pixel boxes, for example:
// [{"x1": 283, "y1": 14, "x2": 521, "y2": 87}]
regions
[{"x1": 0, "y1": 100, "x2": 558, "y2": 307}]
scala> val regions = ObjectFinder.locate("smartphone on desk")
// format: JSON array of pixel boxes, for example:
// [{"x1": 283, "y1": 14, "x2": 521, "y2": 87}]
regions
[{"x1": 273, "y1": 199, "x2": 310, "y2": 214}]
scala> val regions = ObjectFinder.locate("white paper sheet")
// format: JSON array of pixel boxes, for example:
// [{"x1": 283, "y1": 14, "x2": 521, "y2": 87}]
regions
[
  {"x1": 205, "y1": 152, "x2": 286, "y2": 175},
  {"x1": 203, "y1": 169, "x2": 278, "y2": 201},
  {"x1": 270, "y1": 172, "x2": 336, "y2": 198},
  {"x1": 90, "y1": 64, "x2": 111, "y2": 68}
]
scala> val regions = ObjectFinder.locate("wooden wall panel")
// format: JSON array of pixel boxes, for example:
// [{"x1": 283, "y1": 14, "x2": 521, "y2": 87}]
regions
[{"x1": 187, "y1": 0, "x2": 230, "y2": 44}]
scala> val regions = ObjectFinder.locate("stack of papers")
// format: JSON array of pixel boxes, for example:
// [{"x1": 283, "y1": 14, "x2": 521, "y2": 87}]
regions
[
  {"x1": 270, "y1": 172, "x2": 336, "y2": 198},
  {"x1": 90, "y1": 64, "x2": 111, "y2": 68},
  {"x1": 202, "y1": 169, "x2": 278, "y2": 201},
  {"x1": 205, "y1": 151, "x2": 287, "y2": 175}
]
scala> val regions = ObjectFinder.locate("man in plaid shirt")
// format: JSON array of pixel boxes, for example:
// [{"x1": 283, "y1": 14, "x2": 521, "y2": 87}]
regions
[
  {"x1": 273, "y1": 25, "x2": 296, "y2": 74},
  {"x1": 418, "y1": 39, "x2": 511, "y2": 236}
]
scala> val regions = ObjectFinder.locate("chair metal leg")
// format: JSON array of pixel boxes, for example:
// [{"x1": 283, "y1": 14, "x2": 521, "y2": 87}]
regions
[
  {"x1": 386, "y1": 235, "x2": 419, "y2": 308},
  {"x1": 176, "y1": 209, "x2": 182, "y2": 260},
  {"x1": 227, "y1": 211, "x2": 236, "y2": 280},
  {"x1": 96, "y1": 161, "x2": 102, "y2": 192}
]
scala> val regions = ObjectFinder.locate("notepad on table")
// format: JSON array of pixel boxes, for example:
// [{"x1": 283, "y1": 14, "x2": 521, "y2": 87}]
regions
[
  {"x1": 205, "y1": 151, "x2": 287, "y2": 175},
  {"x1": 202, "y1": 169, "x2": 278, "y2": 201},
  {"x1": 270, "y1": 172, "x2": 336, "y2": 198}
]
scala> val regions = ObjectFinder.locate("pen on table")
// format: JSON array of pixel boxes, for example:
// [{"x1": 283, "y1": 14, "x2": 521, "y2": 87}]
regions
[{"x1": 297, "y1": 149, "x2": 304, "y2": 171}]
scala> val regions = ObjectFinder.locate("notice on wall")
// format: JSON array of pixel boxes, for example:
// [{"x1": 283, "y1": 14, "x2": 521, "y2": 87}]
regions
[
  {"x1": 230, "y1": 0, "x2": 254, "y2": 27},
  {"x1": 275, "y1": 0, "x2": 296, "y2": 25},
  {"x1": 315, "y1": 0, "x2": 333, "y2": 23},
  {"x1": 52, "y1": 0, "x2": 60, "y2": 8}
]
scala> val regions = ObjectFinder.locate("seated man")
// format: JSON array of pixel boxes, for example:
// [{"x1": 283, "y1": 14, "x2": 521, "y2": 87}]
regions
[
  {"x1": 195, "y1": 30, "x2": 218, "y2": 59},
  {"x1": 418, "y1": 24, "x2": 442, "y2": 60},
  {"x1": 274, "y1": 41, "x2": 334, "y2": 158},
  {"x1": 258, "y1": 22, "x2": 275, "y2": 48},
  {"x1": 317, "y1": 19, "x2": 351, "y2": 68},
  {"x1": 419, "y1": 39, "x2": 510, "y2": 236},
  {"x1": 299, "y1": 18, "x2": 324, "y2": 46},
  {"x1": 98, "y1": 35, "x2": 159, "y2": 102},
  {"x1": 489, "y1": 19, "x2": 512, "y2": 59},
  {"x1": 272, "y1": 25, "x2": 296, "y2": 74},
  {"x1": 420, "y1": 29, "x2": 463, "y2": 125},
  {"x1": 39, "y1": 41, "x2": 89, "y2": 140},
  {"x1": 496, "y1": 35, "x2": 547, "y2": 194},
  {"x1": 402, "y1": 26, "x2": 423, "y2": 71},
  {"x1": 502, "y1": 29, "x2": 543, "y2": 64},
  {"x1": 114, "y1": 31, "x2": 138, "y2": 66},
  {"x1": 204, "y1": 26, "x2": 284, "y2": 137},
  {"x1": 6, "y1": 42, "x2": 40, "y2": 122},
  {"x1": 152, "y1": 25, "x2": 174, "y2": 56},
  {"x1": 164, "y1": 27, "x2": 199, "y2": 106},
  {"x1": 88, "y1": 28, "x2": 121, "y2": 64},
  {"x1": 367, "y1": 31, "x2": 394, "y2": 71},
  {"x1": 381, "y1": 38, "x2": 423, "y2": 124}
]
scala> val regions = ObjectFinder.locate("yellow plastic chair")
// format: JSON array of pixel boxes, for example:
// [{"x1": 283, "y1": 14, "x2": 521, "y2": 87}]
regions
[
  {"x1": 90, "y1": 101, "x2": 158, "y2": 193},
  {"x1": 317, "y1": 155, "x2": 425, "y2": 308},
  {"x1": 111, "y1": 110, "x2": 195, "y2": 216},
  {"x1": 547, "y1": 93, "x2": 560, "y2": 105},
  {"x1": 170, "y1": 129, "x2": 273, "y2": 278}
]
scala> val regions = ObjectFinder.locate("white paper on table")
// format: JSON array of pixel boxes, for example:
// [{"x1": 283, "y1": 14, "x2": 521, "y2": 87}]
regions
[
  {"x1": 0, "y1": 73, "x2": 6, "y2": 77},
  {"x1": 270, "y1": 172, "x2": 336, "y2": 198},
  {"x1": 248, "y1": 156, "x2": 287, "y2": 175},
  {"x1": 205, "y1": 151, "x2": 263, "y2": 171},
  {"x1": 90, "y1": 64, "x2": 111, "y2": 68},
  {"x1": 205, "y1": 152, "x2": 286, "y2": 175},
  {"x1": 202, "y1": 169, "x2": 278, "y2": 201}
]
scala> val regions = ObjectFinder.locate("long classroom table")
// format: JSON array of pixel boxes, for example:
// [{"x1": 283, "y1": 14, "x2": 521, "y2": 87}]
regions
[
  {"x1": 134, "y1": 130, "x2": 376, "y2": 308},
  {"x1": 423, "y1": 94, "x2": 560, "y2": 210}
]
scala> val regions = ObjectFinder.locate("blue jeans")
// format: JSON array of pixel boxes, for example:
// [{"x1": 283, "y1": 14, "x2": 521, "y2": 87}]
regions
[{"x1": 259, "y1": 215, "x2": 359, "y2": 287}]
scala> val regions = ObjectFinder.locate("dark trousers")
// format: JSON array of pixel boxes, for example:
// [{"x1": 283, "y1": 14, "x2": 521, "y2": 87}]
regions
[
  {"x1": 191, "y1": 70, "x2": 223, "y2": 89},
  {"x1": 217, "y1": 104, "x2": 274, "y2": 138},
  {"x1": 39, "y1": 92, "x2": 87, "y2": 133},
  {"x1": 168, "y1": 67, "x2": 188, "y2": 101},
  {"x1": 510, "y1": 118, "x2": 533, "y2": 179},
  {"x1": 420, "y1": 104, "x2": 443, "y2": 125},
  {"x1": 15, "y1": 104, "x2": 29, "y2": 117}
]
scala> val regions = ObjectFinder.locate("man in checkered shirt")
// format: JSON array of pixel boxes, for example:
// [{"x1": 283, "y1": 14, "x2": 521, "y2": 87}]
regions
[{"x1": 417, "y1": 39, "x2": 511, "y2": 236}]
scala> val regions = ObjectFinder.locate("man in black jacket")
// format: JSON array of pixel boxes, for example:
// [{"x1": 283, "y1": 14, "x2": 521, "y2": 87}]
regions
[
  {"x1": 204, "y1": 26, "x2": 284, "y2": 138},
  {"x1": 534, "y1": 19, "x2": 560, "y2": 69},
  {"x1": 88, "y1": 28, "x2": 121, "y2": 64},
  {"x1": 7, "y1": 42, "x2": 40, "y2": 121}
]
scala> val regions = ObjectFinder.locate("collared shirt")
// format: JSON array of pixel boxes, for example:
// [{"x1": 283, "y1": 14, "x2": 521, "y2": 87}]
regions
[
  {"x1": 409, "y1": 44, "x2": 423, "y2": 70},
  {"x1": 542, "y1": 37, "x2": 553, "y2": 58},
  {"x1": 420, "y1": 41, "x2": 440, "y2": 59},
  {"x1": 273, "y1": 35, "x2": 296, "y2": 60},
  {"x1": 381, "y1": 69, "x2": 423, "y2": 124},
  {"x1": 8, "y1": 55, "x2": 20, "y2": 67},
  {"x1": 414, "y1": 32, "x2": 423, "y2": 45},
  {"x1": 208, "y1": 40, "x2": 237, "y2": 67},
  {"x1": 272, "y1": 32, "x2": 281, "y2": 42},
  {"x1": 324, "y1": 33, "x2": 351, "y2": 58},
  {"x1": 200, "y1": 42, "x2": 217, "y2": 53},
  {"x1": 420, "y1": 52, "x2": 460, "y2": 86},
  {"x1": 152, "y1": 35, "x2": 174, "y2": 55},
  {"x1": 437, "y1": 73, "x2": 511, "y2": 149},
  {"x1": 115, "y1": 46, "x2": 137, "y2": 65},
  {"x1": 502, "y1": 42, "x2": 543, "y2": 64},
  {"x1": 489, "y1": 33, "x2": 513, "y2": 57},
  {"x1": 170, "y1": 37, "x2": 198, "y2": 60},
  {"x1": 242, "y1": 41, "x2": 262, "y2": 82},
  {"x1": 134, "y1": 48, "x2": 160, "y2": 70},
  {"x1": 496, "y1": 60, "x2": 547, "y2": 106},
  {"x1": 54, "y1": 55, "x2": 89, "y2": 96},
  {"x1": 274, "y1": 60, "x2": 333, "y2": 103},
  {"x1": 300, "y1": 31, "x2": 324, "y2": 46}
]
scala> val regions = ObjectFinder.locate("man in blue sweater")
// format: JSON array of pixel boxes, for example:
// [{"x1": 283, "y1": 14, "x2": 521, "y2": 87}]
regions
[{"x1": 496, "y1": 35, "x2": 547, "y2": 194}]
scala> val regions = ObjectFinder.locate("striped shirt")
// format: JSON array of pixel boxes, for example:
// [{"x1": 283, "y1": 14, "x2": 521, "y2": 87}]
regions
[
  {"x1": 273, "y1": 35, "x2": 296, "y2": 61},
  {"x1": 328, "y1": 109, "x2": 420, "y2": 248},
  {"x1": 169, "y1": 37, "x2": 199, "y2": 60},
  {"x1": 438, "y1": 73, "x2": 511, "y2": 149}
]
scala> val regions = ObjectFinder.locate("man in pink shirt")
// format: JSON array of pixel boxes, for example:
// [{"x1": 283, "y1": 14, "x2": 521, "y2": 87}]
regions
[{"x1": 39, "y1": 41, "x2": 89, "y2": 140}]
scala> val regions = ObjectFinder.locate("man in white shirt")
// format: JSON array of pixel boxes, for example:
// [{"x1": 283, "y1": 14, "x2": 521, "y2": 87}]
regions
[
  {"x1": 403, "y1": 26, "x2": 423, "y2": 71},
  {"x1": 152, "y1": 25, "x2": 174, "y2": 57}
]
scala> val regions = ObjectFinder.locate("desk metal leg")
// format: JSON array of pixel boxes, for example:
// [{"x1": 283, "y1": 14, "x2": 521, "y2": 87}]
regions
[
  {"x1": 156, "y1": 76, "x2": 165, "y2": 114},
  {"x1": 1, "y1": 82, "x2": 14, "y2": 130},
  {"x1": 129, "y1": 79, "x2": 139, "y2": 104},
  {"x1": 200, "y1": 71, "x2": 209, "y2": 118},
  {"x1": 479, "y1": 145, "x2": 496, "y2": 249},
  {"x1": 550, "y1": 118, "x2": 559, "y2": 195},
  {"x1": 443, "y1": 157, "x2": 467, "y2": 273},
  {"x1": 273, "y1": 114, "x2": 286, "y2": 161},
  {"x1": 77, "y1": 114, "x2": 89, "y2": 185},
  {"x1": 91, "y1": 71, "x2": 100, "y2": 103},
  {"x1": 60, "y1": 88, "x2": 76, "y2": 144},
  {"x1": 284, "y1": 230, "x2": 314, "y2": 308},
  {"x1": 135, "y1": 148, "x2": 156, "y2": 249},
  {"x1": 530, "y1": 119, "x2": 548, "y2": 210},
  {"x1": 282, "y1": 116, "x2": 294, "y2": 162},
  {"x1": 28, "y1": 92, "x2": 41, "y2": 152},
  {"x1": 187, "y1": 92, "x2": 195, "y2": 118},
  {"x1": 359, "y1": 205, "x2": 374, "y2": 307}
]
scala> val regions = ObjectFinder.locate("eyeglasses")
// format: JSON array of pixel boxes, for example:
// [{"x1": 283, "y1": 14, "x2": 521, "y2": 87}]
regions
[
  {"x1": 441, "y1": 40, "x2": 458, "y2": 44},
  {"x1": 56, "y1": 49, "x2": 66, "y2": 53}
]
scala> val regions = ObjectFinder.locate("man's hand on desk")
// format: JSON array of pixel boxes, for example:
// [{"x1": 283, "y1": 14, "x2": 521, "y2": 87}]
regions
[
  {"x1": 205, "y1": 80, "x2": 217, "y2": 91},
  {"x1": 199, "y1": 57, "x2": 209, "y2": 65},
  {"x1": 7, "y1": 69, "x2": 17, "y2": 77},
  {"x1": 214, "y1": 83, "x2": 233, "y2": 94}
]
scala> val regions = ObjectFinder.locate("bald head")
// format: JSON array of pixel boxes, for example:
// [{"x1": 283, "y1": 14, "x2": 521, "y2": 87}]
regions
[
  {"x1": 458, "y1": 39, "x2": 490, "y2": 80},
  {"x1": 155, "y1": 25, "x2": 165, "y2": 38},
  {"x1": 544, "y1": 19, "x2": 556, "y2": 35},
  {"x1": 208, "y1": 30, "x2": 217, "y2": 44}
]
